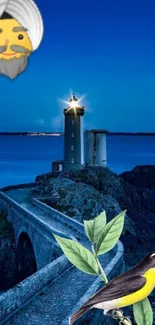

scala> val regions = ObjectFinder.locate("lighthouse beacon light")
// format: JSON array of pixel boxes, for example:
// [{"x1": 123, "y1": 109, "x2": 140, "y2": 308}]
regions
[{"x1": 68, "y1": 94, "x2": 80, "y2": 111}]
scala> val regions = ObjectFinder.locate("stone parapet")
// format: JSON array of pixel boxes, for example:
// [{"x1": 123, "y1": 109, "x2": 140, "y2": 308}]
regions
[
  {"x1": 32, "y1": 197, "x2": 85, "y2": 235},
  {"x1": 0, "y1": 255, "x2": 72, "y2": 324},
  {"x1": 62, "y1": 241, "x2": 124, "y2": 325}
]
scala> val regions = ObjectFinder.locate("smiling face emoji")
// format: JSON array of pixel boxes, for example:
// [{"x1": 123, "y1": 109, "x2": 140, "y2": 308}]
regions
[
  {"x1": 0, "y1": 0, "x2": 43, "y2": 79},
  {"x1": 0, "y1": 13, "x2": 33, "y2": 79},
  {"x1": 0, "y1": 17, "x2": 33, "y2": 60}
]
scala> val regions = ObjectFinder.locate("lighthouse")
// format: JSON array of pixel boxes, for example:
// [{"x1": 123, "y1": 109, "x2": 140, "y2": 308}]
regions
[
  {"x1": 63, "y1": 94, "x2": 85, "y2": 172},
  {"x1": 52, "y1": 93, "x2": 108, "y2": 175}
]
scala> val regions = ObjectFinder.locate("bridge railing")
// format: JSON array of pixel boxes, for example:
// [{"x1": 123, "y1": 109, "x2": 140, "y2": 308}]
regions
[
  {"x1": 0, "y1": 255, "x2": 72, "y2": 324},
  {"x1": 0, "y1": 241, "x2": 124, "y2": 324},
  {"x1": 0, "y1": 191, "x2": 76, "y2": 245},
  {"x1": 0, "y1": 191, "x2": 124, "y2": 324},
  {"x1": 32, "y1": 197, "x2": 85, "y2": 235},
  {"x1": 62, "y1": 240, "x2": 124, "y2": 325}
]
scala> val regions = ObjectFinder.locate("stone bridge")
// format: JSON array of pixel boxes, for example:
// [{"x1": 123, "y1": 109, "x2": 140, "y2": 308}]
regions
[
  {"x1": 0, "y1": 188, "x2": 84, "y2": 271},
  {"x1": 0, "y1": 186, "x2": 124, "y2": 325}
]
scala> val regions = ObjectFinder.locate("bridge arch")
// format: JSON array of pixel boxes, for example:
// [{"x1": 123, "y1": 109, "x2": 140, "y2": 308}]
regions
[{"x1": 16, "y1": 232, "x2": 37, "y2": 282}]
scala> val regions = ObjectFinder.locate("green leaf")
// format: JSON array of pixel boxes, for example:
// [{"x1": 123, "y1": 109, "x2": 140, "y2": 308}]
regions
[
  {"x1": 84, "y1": 219, "x2": 94, "y2": 242},
  {"x1": 133, "y1": 297, "x2": 153, "y2": 325},
  {"x1": 96, "y1": 210, "x2": 126, "y2": 256},
  {"x1": 84, "y1": 211, "x2": 107, "y2": 243},
  {"x1": 53, "y1": 234, "x2": 99, "y2": 275}
]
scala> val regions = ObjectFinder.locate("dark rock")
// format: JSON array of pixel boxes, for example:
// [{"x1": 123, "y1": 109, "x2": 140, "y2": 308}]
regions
[
  {"x1": 120, "y1": 165, "x2": 155, "y2": 190},
  {"x1": 35, "y1": 166, "x2": 155, "y2": 268},
  {"x1": 38, "y1": 177, "x2": 123, "y2": 223},
  {"x1": 0, "y1": 209, "x2": 18, "y2": 290}
]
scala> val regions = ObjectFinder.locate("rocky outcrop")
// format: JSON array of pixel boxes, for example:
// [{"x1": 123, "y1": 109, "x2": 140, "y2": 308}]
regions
[
  {"x1": 0, "y1": 209, "x2": 18, "y2": 290},
  {"x1": 120, "y1": 165, "x2": 155, "y2": 190},
  {"x1": 40, "y1": 178, "x2": 119, "y2": 220},
  {"x1": 35, "y1": 166, "x2": 155, "y2": 269},
  {"x1": 35, "y1": 176, "x2": 135, "y2": 236}
]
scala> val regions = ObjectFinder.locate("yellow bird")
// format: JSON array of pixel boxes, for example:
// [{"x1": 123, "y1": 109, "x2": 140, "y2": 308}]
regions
[{"x1": 69, "y1": 252, "x2": 155, "y2": 324}]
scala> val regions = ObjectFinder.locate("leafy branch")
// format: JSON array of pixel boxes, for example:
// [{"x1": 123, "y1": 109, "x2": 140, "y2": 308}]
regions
[{"x1": 53, "y1": 210, "x2": 153, "y2": 325}]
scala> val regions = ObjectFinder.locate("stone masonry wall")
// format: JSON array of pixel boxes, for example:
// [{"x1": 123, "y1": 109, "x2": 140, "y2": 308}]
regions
[
  {"x1": 0, "y1": 191, "x2": 124, "y2": 325},
  {"x1": 0, "y1": 255, "x2": 72, "y2": 324},
  {"x1": 32, "y1": 197, "x2": 85, "y2": 235},
  {"x1": 62, "y1": 241, "x2": 124, "y2": 325}
]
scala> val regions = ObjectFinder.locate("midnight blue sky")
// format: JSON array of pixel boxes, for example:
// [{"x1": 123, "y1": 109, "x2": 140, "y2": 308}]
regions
[{"x1": 0, "y1": 0, "x2": 155, "y2": 132}]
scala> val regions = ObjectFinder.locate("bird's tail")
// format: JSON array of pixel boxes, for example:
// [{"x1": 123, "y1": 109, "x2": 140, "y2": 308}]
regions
[{"x1": 69, "y1": 305, "x2": 90, "y2": 325}]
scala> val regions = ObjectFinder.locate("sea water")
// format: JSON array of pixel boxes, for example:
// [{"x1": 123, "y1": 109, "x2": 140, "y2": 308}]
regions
[{"x1": 0, "y1": 135, "x2": 155, "y2": 187}]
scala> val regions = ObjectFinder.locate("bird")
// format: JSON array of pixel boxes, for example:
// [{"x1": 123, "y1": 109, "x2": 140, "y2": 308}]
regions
[{"x1": 69, "y1": 252, "x2": 155, "y2": 324}]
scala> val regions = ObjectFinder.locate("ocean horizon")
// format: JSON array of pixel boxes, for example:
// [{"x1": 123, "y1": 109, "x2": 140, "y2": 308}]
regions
[{"x1": 0, "y1": 135, "x2": 155, "y2": 187}]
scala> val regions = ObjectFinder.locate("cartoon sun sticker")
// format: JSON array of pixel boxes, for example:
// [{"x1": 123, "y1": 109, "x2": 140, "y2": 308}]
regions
[{"x1": 0, "y1": 0, "x2": 44, "y2": 79}]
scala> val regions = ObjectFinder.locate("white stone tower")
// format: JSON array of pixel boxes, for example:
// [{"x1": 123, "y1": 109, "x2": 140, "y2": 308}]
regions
[{"x1": 84, "y1": 129, "x2": 108, "y2": 167}]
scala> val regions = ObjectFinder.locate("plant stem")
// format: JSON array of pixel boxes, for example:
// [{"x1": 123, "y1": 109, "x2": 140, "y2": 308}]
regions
[
  {"x1": 92, "y1": 244, "x2": 108, "y2": 284},
  {"x1": 92, "y1": 244, "x2": 132, "y2": 325}
]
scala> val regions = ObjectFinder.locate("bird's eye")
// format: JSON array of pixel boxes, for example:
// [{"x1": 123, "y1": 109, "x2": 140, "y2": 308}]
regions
[
  {"x1": 18, "y1": 34, "x2": 24, "y2": 40},
  {"x1": 0, "y1": 28, "x2": 3, "y2": 33},
  {"x1": 151, "y1": 253, "x2": 155, "y2": 258}
]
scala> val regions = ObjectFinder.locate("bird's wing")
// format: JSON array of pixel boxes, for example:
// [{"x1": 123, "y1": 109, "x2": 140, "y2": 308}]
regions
[{"x1": 83, "y1": 275, "x2": 146, "y2": 307}]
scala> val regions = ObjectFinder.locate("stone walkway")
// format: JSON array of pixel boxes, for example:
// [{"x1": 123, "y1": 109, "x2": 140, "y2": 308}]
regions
[
  {"x1": 5, "y1": 188, "x2": 82, "y2": 241},
  {"x1": 23, "y1": 201, "x2": 82, "y2": 240},
  {"x1": 4, "y1": 251, "x2": 113, "y2": 325}
]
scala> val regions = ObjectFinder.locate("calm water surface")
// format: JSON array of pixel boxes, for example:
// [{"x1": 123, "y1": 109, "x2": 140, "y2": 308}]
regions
[{"x1": 0, "y1": 135, "x2": 155, "y2": 187}]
